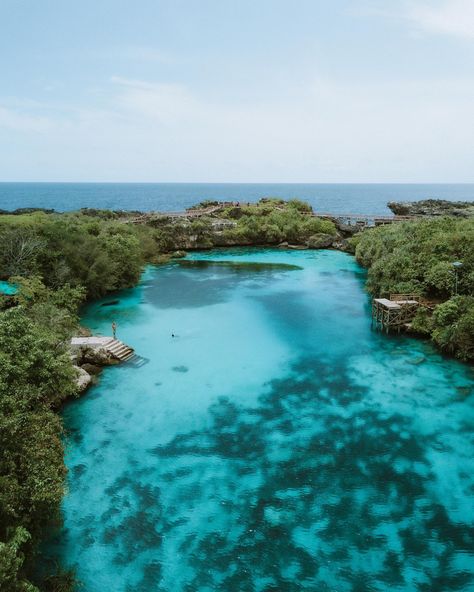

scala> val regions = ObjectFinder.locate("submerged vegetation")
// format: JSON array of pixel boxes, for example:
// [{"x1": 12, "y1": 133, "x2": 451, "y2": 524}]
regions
[
  {"x1": 0, "y1": 199, "x2": 337, "y2": 591},
  {"x1": 0, "y1": 199, "x2": 473, "y2": 590},
  {"x1": 353, "y1": 216, "x2": 474, "y2": 360}
]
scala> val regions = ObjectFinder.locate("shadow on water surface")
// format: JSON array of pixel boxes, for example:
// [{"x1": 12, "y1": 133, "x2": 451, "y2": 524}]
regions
[
  {"x1": 143, "y1": 260, "x2": 302, "y2": 309},
  {"x1": 146, "y1": 360, "x2": 473, "y2": 591}
]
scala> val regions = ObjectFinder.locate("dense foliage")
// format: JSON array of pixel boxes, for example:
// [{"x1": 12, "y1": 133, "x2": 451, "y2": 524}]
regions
[
  {"x1": 0, "y1": 282, "x2": 81, "y2": 591},
  {"x1": 354, "y1": 217, "x2": 474, "y2": 360},
  {"x1": 0, "y1": 212, "x2": 145, "y2": 299},
  {"x1": 218, "y1": 199, "x2": 336, "y2": 245},
  {"x1": 145, "y1": 199, "x2": 337, "y2": 251}
]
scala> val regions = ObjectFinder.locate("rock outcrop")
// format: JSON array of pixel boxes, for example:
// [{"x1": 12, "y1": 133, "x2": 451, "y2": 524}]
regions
[
  {"x1": 70, "y1": 337, "x2": 135, "y2": 394},
  {"x1": 74, "y1": 366, "x2": 92, "y2": 392},
  {"x1": 306, "y1": 233, "x2": 335, "y2": 249},
  {"x1": 388, "y1": 199, "x2": 474, "y2": 217},
  {"x1": 127, "y1": 202, "x2": 344, "y2": 251}
]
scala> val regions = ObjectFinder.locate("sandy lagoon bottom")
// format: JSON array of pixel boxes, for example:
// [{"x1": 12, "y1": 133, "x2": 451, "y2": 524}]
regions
[{"x1": 46, "y1": 248, "x2": 474, "y2": 592}]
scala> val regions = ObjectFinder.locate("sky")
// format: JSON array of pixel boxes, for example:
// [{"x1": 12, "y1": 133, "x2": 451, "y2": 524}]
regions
[{"x1": 0, "y1": 0, "x2": 473, "y2": 183}]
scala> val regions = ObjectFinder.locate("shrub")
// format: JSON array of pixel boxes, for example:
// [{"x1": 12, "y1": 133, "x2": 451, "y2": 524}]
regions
[
  {"x1": 355, "y1": 217, "x2": 474, "y2": 360},
  {"x1": 432, "y1": 296, "x2": 474, "y2": 360}
]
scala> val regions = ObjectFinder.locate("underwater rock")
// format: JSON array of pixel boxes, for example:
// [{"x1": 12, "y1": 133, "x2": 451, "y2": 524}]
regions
[
  {"x1": 101, "y1": 300, "x2": 120, "y2": 307},
  {"x1": 407, "y1": 356, "x2": 426, "y2": 365},
  {"x1": 456, "y1": 385, "x2": 472, "y2": 397}
]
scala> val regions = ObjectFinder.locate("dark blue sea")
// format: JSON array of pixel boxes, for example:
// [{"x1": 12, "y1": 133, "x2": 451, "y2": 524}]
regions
[{"x1": 0, "y1": 183, "x2": 473, "y2": 215}]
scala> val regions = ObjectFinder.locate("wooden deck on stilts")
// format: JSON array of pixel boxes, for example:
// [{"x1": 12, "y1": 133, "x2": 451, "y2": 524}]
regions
[{"x1": 371, "y1": 294, "x2": 420, "y2": 333}]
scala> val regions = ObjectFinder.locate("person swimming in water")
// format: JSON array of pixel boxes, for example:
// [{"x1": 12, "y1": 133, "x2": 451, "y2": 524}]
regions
[{"x1": 112, "y1": 321, "x2": 117, "y2": 339}]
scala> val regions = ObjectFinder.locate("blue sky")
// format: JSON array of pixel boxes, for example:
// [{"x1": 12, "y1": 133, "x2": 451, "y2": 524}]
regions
[{"x1": 0, "y1": 0, "x2": 473, "y2": 182}]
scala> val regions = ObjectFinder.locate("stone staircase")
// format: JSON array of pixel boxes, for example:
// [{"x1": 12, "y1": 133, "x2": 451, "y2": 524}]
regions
[
  {"x1": 105, "y1": 338, "x2": 135, "y2": 362},
  {"x1": 71, "y1": 336, "x2": 148, "y2": 366},
  {"x1": 125, "y1": 354, "x2": 149, "y2": 368}
]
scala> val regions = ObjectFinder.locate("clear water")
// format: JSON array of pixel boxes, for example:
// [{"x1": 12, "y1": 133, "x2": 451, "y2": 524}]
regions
[
  {"x1": 1, "y1": 182, "x2": 473, "y2": 215},
  {"x1": 0, "y1": 280, "x2": 17, "y2": 295},
  {"x1": 46, "y1": 249, "x2": 474, "y2": 592}
]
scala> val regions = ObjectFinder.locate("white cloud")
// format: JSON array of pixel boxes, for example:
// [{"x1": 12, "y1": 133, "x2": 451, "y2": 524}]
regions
[
  {"x1": 0, "y1": 75, "x2": 473, "y2": 182},
  {"x1": 370, "y1": 0, "x2": 474, "y2": 39},
  {"x1": 0, "y1": 105, "x2": 52, "y2": 133},
  {"x1": 407, "y1": 0, "x2": 474, "y2": 38},
  {"x1": 110, "y1": 77, "x2": 198, "y2": 125}
]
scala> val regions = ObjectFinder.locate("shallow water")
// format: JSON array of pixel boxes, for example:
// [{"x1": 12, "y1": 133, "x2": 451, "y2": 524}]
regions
[{"x1": 46, "y1": 249, "x2": 474, "y2": 592}]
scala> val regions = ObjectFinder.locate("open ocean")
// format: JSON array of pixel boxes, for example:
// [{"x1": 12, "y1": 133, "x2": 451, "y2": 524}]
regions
[{"x1": 0, "y1": 183, "x2": 473, "y2": 215}]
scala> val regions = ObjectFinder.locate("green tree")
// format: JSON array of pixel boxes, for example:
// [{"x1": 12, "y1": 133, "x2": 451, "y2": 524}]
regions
[
  {"x1": 0, "y1": 528, "x2": 38, "y2": 592},
  {"x1": 354, "y1": 217, "x2": 474, "y2": 360}
]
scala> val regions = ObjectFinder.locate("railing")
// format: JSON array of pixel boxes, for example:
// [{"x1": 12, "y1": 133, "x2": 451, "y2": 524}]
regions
[
  {"x1": 314, "y1": 212, "x2": 414, "y2": 220},
  {"x1": 390, "y1": 294, "x2": 421, "y2": 302},
  {"x1": 125, "y1": 205, "x2": 417, "y2": 226}
]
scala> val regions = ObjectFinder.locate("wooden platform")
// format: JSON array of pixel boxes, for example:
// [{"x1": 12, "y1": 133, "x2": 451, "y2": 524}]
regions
[{"x1": 372, "y1": 294, "x2": 420, "y2": 332}]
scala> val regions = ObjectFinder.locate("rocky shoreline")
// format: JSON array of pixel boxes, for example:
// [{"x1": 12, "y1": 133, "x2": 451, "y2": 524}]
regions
[
  {"x1": 388, "y1": 199, "x2": 474, "y2": 217},
  {"x1": 71, "y1": 337, "x2": 131, "y2": 392}
]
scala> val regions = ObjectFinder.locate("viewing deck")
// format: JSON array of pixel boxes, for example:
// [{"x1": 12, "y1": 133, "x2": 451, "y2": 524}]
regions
[{"x1": 372, "y1": 294, "x2": 421, "y2": 333}]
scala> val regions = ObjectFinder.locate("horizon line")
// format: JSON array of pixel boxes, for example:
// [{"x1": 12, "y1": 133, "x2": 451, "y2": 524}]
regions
[{"x1": 1, "y1": 181, "x2": 474, "y2": 186}]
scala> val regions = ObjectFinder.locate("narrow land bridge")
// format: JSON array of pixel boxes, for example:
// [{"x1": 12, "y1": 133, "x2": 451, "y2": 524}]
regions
[{"x1": 125, "y1": 203, "x2": 416, "y2": 228}]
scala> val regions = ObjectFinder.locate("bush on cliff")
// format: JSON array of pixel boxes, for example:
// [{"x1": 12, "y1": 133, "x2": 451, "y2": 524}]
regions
[
  {"x1": 0, "y1": 303, "x2": 78, "y2": 591},
  {"x1": 0, "y1": 213, "x2": 145, "y2": 299},
  {"x1": 220, "y1": 200, "x2": 336, "y2": 245},
  {"x1": 353, "y1": 217, "x2": 474, "y2": 298},
  {"x1": 353, "y1": 216, "x2": 474, "y2": 360},
  {"x1": 431, "y1": 296, "x2": 474, "y2": 361}
]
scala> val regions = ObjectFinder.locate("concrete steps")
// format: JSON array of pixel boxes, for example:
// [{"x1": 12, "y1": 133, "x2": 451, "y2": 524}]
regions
[
  {"x1": 125, "y1": 355, "x2": 149, "y2": 368},
  {"x1": 105, "y1": 339, "x2": 135, "y2": 362}
]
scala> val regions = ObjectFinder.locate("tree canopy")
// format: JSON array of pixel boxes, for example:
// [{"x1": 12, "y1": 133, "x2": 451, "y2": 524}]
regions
[{"x1": 353, "y1": 217, "x2": 474, "y2": 360}]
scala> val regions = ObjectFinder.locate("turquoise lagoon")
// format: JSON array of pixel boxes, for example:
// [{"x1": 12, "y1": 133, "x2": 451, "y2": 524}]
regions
[
  {"x1": 47, "y1": 249, "x2": 474, "y2": 591},
  {"x1": 0, "y1": 280, "x2": 17, "y2": 295}
]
